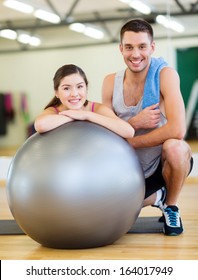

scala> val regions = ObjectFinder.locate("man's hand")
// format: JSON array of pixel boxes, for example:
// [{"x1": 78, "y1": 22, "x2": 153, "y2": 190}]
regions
[{"x1": 129, "y1": 103, "x2": 161, "y2": 130}]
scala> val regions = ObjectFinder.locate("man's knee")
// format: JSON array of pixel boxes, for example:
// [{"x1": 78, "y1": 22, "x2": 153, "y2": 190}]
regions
[{"x1": 162, "y1": 139, "x2": 191, "y2": 165}]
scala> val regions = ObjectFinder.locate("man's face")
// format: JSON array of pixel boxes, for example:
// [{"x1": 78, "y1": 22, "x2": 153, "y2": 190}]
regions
[{"x1": 120, "y1": 31, "x2": 155, "y2": 73}]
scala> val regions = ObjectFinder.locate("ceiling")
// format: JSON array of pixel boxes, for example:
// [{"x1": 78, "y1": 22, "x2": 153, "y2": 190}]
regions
[{"x1": 0, "y1": 0, "x2": 198, "y2": 53}]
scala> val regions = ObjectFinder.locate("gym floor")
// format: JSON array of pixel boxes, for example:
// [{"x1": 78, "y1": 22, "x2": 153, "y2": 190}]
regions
[{"x1": 0, "y1": 141, "x2": 197, "y2": 260}]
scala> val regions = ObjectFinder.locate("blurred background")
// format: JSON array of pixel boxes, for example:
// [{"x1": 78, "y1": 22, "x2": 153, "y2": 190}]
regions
[{"x1": 0, "y1": 0, "x2": 197, "y2": 148}]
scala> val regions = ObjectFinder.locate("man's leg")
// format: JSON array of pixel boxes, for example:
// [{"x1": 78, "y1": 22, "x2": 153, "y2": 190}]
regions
[
  {"x1": 143, "y1": 161, "x2": 166, "y2": 207},
  {"x1": 161, "y1": 139, "x2": 192, "y2": 206},
  {"x1": 160, "y1": 139, "x2": 192, "y2": 235}
]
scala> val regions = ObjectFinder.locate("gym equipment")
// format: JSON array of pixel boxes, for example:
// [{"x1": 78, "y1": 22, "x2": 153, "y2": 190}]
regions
[{"x1": 7, "y1": 121, "x2": 145, "y2": 249}]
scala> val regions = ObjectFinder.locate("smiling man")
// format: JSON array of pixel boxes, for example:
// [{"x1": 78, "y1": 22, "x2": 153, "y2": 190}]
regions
[{"x1": 102, "y1": 18, "x2": 193, "y2": 236}]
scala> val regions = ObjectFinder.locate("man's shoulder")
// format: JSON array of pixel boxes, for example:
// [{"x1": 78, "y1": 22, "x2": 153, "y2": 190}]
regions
[
  {"x1": 160, "y1": 66, "x2": 178, "y2": 77},
  {"x1": 103, "y1": 72, "x2": 116, "y2": 83},
  {"x1": 104, "y1": 69, "x2": 126, "y2": 78}
]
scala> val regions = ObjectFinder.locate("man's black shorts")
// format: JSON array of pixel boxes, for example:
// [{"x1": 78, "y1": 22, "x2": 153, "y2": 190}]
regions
[{"x1": 144, "y1": 157, "x2": 194, "y2": 198}]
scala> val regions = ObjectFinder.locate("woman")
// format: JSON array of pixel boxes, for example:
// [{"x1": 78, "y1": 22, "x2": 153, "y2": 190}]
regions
[{"x1": 34, "y1": 64, "x2": 134, "y2": 139}]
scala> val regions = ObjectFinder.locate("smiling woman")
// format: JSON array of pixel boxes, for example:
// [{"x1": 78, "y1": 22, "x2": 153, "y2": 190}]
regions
[{"x1": 34, "y1": 64, "x2": 134, "y2": 138}]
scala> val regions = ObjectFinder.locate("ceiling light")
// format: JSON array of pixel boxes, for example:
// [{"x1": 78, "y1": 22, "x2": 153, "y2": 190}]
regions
[
  {"x1": 69, "y1": 23, "x2": 104, "y2": 40},
  {"x1": 34, "y1": 9, "x2": 61, "y2": 24},
  {"x1": 4, "y1": 1, "x2": 61, "y2": 25},
  {"x1": 156, "y1": 15, "x2": 185, "y2": 33},
  {"x1": 129, "y1": 0, "x2": 151, "y2": 14},
  {"x1": 119, "y1": 0, "x2": 151, "y2": 15},
  {"x1": 17, "y1": 33, "x2": 41, "y2": 46},
  {"x1": 18, "y1": 33, "x2": 30, "y2": 44},
  {"x1": 69, "y1": 23, "x2": 85, "y2": 33},
  {"x1": 0, "y1": 29, "x2": 17, "y2": 40},
  {"x1": 84, "y1": 26, "x2": 104, "y2": 39},
  {"x1": 28, "y1": 36, "x2": 41, "y2": 46},
  {"x1": 3, "y1": 0, "x2": 34, "y2": 14}
]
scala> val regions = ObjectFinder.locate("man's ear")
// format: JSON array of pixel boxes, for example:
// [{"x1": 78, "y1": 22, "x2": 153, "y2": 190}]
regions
[
  {"x1": 119, "y1": 43, "x2": 123, "y2": 53},
  {"x1": 151, "y1": 40, "x2": 156, "y2": 54}
]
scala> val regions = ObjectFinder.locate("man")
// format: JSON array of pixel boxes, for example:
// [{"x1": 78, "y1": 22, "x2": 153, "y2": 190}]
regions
[{"x1": 102, "y1": 18, "x2": 193, "y2": 236}]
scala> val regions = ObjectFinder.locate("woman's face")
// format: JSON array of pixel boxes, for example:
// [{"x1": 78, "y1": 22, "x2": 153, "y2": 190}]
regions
[{"x1": 55, "y1": 73, "x2": 87, "y2": 110}]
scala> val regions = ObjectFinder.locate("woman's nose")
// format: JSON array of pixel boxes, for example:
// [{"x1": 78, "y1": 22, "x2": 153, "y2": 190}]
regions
[{"x1": 70, "y1": 88, "x2": 78, "y2": 96}]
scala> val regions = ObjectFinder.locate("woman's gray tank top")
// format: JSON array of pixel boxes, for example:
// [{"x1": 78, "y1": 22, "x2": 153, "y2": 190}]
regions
[{"x1": 112, "y1": 69, "x2": 167, "y2": 178}]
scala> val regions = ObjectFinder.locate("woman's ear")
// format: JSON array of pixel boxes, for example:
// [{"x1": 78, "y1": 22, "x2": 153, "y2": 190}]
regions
[{"x1": 55, "y1": 91, "x2": 59, "y2": 98}]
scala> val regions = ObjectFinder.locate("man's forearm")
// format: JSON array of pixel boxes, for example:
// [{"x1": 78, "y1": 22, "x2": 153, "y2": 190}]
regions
[
  {"x1": 127, "y1": 123, "x2": 184, "y2": 149},
  {"x1": 128, "y1": 116, "x2": 141, "y2": 130}
]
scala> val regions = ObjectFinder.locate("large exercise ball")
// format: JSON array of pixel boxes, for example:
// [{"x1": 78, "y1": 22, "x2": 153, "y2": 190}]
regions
[{"x1": 6, "y1": 121, "x2": 145, "y2": 249}]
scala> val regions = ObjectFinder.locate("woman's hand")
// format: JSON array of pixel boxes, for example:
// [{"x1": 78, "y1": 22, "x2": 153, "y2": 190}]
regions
[{"x1": 59, "y1": 110, "x2": 89, "y2": 120}]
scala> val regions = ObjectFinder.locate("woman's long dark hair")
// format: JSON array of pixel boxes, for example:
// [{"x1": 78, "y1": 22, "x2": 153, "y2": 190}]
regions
[{"x1": 45, "y1": 64, "x2": 89, "y2": 109}]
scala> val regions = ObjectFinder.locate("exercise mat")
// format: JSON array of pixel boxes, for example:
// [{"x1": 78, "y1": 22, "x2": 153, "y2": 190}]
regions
[
  {"x1": 0, "y1": 216, "x2": 163, "y2": 235},
  {"x1": 0, "y1": 220, "x2": 25, "y2": 235},
  {"x1": 128, "y1": 216, "x2": 163, "y2": 233}
]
